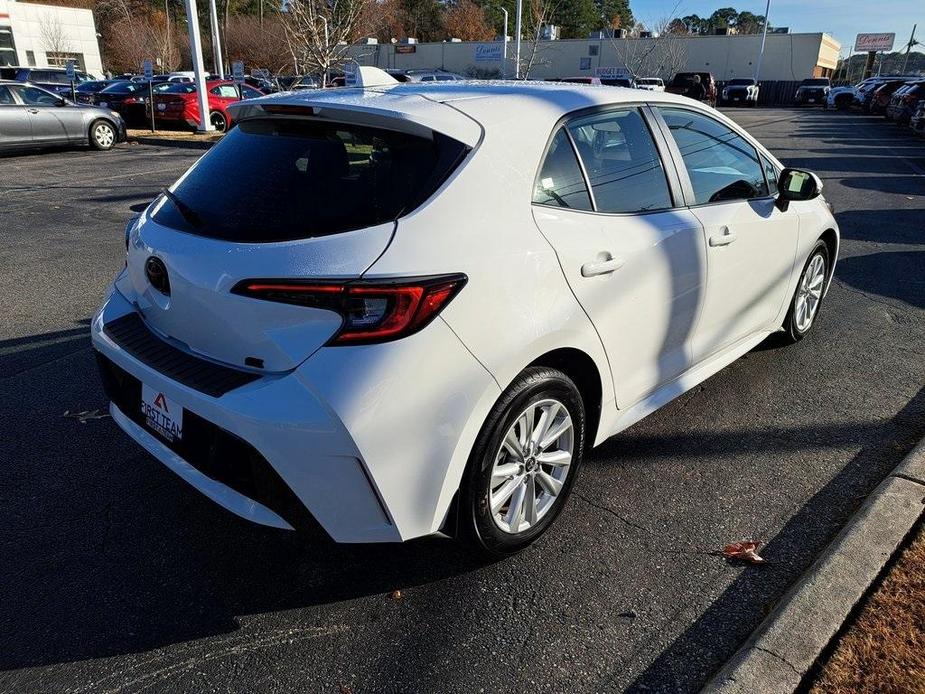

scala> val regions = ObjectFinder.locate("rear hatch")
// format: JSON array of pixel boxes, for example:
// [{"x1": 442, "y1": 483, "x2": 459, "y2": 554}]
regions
[{"x1": 119, "y1": 110, "x2": 473, "y2": 373}]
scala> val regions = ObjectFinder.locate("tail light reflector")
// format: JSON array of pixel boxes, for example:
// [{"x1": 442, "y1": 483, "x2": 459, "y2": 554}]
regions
[{"x1": 232, "y1": 275, "x2": 467, "y2": 345}]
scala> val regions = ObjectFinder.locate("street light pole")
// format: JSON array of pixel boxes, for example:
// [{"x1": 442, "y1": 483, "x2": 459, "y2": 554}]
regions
[
  {"x1": 901, "y1": 24, "x2": 917, "y2": 74},
  {"x1": 500, "y1": 7, "x2": 508, "y2": 79},
  {"x1": 514, "y1": 0, "x2": 522, "y2": 79},
  {"x1": 208, "y1": 0, "x2": 224, "y2": 78},
  {"x1": 320, "y1": 16, "x2": 329, "y2": 87},
  {"x1": 184, "y1": 0, "x2": 214, "y2": 132},
  {"x1": 753, "y1": 0, "x2": 771, "y2": 83}
]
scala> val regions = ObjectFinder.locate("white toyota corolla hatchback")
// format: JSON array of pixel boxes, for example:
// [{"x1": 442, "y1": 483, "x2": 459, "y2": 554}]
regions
[{"x1": 92, "y1": 69, "x2": 838, "y2": 555}]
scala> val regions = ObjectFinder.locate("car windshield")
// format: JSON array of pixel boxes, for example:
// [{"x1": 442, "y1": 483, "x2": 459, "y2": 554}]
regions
[
  {"x1": 729, "y1": 79, "x2": 754, "y2": 85},
  {"x1": 150, "y1": 118, "x2": 468, "y2": 242},
  {"x1": 101, "y1": 81, "x2": 143, "y2": 94},
  {"x1": 76, "y1": 81, "x2": 108, "y2": 91},
  {"x1": 802, "y1": 79, "x2": 830, "y2": 86}
]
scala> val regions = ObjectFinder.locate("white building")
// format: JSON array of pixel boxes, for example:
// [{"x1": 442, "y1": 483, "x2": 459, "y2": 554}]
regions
[
  {"x1": 346, "y1": 32, "x2": 841, "y2": 82},
  {"x1": 0, "y1": 0, "x2": 103, "y2": 76}
]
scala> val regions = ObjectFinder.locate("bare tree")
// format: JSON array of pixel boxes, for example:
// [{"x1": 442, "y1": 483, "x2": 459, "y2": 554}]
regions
[
  {"x1": 105, "y1": 12, "x2": 181, "y2": 73},
  {"x1": 40, "y1": 15, "x2": 75, "y2": 59},
  {"x1": 518, "y1": 0, "x2": 558, "y2": 79},
  {"x1": 279, "y1": 0, "x2": 369, "y2": 83}
]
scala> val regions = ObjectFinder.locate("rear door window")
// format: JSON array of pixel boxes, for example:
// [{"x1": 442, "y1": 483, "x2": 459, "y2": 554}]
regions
[
  {"x1": 532, "y1": 129, "x2": 593, "y2": 211},
  {"x1": 567, "y1": 109, "x2": 673, "y2": 213},
  {"x1": 150, "y1": 118, "x2": 468, "y2": 242}
]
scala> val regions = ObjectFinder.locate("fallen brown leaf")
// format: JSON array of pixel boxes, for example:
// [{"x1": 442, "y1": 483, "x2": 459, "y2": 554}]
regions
[
  {"x1": 722, "y1": 541, "x2": 767, "y2": 565},
  {"x1": 389, "y1": 589, "x2": 402, "y2": 600}
]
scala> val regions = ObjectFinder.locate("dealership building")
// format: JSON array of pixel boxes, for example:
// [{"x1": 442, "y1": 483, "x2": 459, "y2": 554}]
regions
[
  {"x1": 0, "y1": 0, "x2": 103, "y2": 75},
  {"x1": 346, "y1": 32, "x2": 841, "y2": 82}
]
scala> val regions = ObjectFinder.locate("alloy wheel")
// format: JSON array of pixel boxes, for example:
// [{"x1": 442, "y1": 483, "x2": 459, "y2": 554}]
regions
[
  {"x1": 794, "y1": 253, "x2": 826, "y2": 333},
  {"x1": 489, "y1": 398, "x2": 574, "y2": 534},
  {"x1": 95, "y1": 123, "x2": 115, "y2": 148},
  {"x1": 211, "y1": 112, "x2": 227, "y2": 132}
]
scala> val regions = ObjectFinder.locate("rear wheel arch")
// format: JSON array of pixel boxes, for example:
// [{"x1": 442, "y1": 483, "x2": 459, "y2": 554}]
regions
[{"x1": 527, "y1": 348, "x2": 603, "y2": 448}]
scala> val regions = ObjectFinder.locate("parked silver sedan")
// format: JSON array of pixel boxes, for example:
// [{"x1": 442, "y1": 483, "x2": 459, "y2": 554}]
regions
[{"x1": 0, "y1": 80, "x2": 126, "y2": 153}]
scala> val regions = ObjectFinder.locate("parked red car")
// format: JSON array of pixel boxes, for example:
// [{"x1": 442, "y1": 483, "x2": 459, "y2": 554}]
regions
[{"x1": 151, "y1": 80, "x2": 264, "y2": 132}]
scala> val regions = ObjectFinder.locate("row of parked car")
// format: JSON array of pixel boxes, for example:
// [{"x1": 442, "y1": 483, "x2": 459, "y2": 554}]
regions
[{"x1": 826, "y1": 74, "x2": 925, "y2": 135}]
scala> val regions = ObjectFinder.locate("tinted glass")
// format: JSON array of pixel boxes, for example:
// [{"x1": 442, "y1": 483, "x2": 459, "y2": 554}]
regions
[
  {"x1": 729, "y1": 79, "x2": 755, "y2": 85},
  {"x1": 101, "y1": 81, "x2": 143, "y2": 93},
  {"x1": 659, "y1": 107, "x2": 768, "y2": 204},
  {"x1": 761, "y1": 155, "x2": 778, "y2": 195},
  {"x1": 163, "y1": 83, "x2": 196, "y2": 94},
  {"x1": 0, "y1": 85, "x2": 14, "y2": 105},
  {"x1": 568, "y1": 109, "x2": 672, "y2": 213},
  {"x1": 13, "y1": 85, "x2": 60, "y2": 105},
  {"x1": 242, "y1": 86, "x2": 262, "y2": 99},
  {"x1": 211, "y1": 84, "x2": 238, "y2": 97},
  {"x1": 151, "y1": 118, "x2": 465, "y2": 242},
  {"x1": 532, "y1": 129, "x2": 592, "y2": 211}
]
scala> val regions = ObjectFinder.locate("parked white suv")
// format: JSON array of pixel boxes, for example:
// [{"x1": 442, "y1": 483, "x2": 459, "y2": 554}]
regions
[{"x1": 92, "y1": 72, "x2": 838, "y2": 555}]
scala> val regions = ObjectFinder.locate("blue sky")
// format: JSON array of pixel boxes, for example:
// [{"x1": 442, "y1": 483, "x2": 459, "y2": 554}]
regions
[{"x1": 631, "y1": 0, "x2": 924, "y2": 55}]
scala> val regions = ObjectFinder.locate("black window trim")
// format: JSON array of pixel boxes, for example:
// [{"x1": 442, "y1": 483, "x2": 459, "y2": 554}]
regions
[
  {"x1": 650, "y1": 104, "x2": 777, "y2": 209},
  {"x1": 531, "y1": 102, "x2": 685, "y2": 218}
]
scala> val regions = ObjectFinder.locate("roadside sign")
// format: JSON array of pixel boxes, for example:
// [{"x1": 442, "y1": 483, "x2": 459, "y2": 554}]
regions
[
  {"x1": 65, "y1": 59, "x2": 75, "y2": 80},
  {"x1": 344, "y1": 61, "x2": 358, "y2": 87},
  {"x1": 854, "y1": 33, "x2": 895, "y2": 52},
  {"x1": 143, "y1": 59, "x2": 153, "y2": 80},
  {"x1": 594, "y1": 66, "x2": 631, "y2": 79},
  {"x1": 474, "y1": 43, "x2": 502, "y2": 62},
  {"x1": 232, "y1": 61, "x2": 245, "y2": 85}
]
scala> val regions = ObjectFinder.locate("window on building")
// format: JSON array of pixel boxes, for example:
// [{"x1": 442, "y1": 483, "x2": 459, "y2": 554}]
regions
[
  {"x1": 26, "y1": 50, "x2": 36, "y2": 67},
  {"x1": 46, "y1": 52, "x2": 84, "y2": 70}
]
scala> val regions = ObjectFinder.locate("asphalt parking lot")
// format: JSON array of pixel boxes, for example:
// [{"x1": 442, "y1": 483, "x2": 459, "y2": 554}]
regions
[{"x1": 1, "y1": 108, "x2": 924, "y2": 693}]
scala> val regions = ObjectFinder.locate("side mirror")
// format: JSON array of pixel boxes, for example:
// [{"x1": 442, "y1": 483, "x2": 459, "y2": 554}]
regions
[
  {"x1": 55, "y1": 97, "x2": 68, "y2": 107},
  {"x1": 776, "y1": 168, "x2": 822, "y2": 210}
]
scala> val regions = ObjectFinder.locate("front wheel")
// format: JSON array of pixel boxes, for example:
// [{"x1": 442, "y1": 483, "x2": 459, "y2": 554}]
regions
[
  {"x1": 781, "y1": 241, "x2": 829, "y2": 343},
  {"x1": 89, "y1": 120, "x2": 116, "y2": 151},
  {"x1": 460, "y1": 367, "x2": 586, "y2": 556}
]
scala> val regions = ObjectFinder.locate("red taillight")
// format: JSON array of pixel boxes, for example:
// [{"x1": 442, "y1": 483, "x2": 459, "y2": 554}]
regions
[{"x1": 232, "y1": 275, "x2": 467, "y2": 345}]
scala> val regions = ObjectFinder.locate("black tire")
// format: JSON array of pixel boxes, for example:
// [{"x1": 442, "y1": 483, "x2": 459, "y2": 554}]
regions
[
  {"x1": 459, "y1": 366, "x2": 586, "y2": 556},
  {"x1": 781, "y1": 240, "x2": 829, "y2": 344},
  {"x1": 89, "y1": 119, "x2": 116, "y2": 151},
  {"x1": 210, "y1": 110, "x2": 227, "y2": 133}
]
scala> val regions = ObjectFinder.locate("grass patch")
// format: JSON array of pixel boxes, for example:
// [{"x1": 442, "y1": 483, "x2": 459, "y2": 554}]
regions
[{"x1": 809, "y1": 524, "x2": 925, "y2": 694}]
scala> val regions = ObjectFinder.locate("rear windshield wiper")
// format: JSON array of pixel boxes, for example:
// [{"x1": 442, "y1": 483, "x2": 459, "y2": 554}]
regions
[{"x1": 161, "y1": 188, "x2": 203, "y2": 228}]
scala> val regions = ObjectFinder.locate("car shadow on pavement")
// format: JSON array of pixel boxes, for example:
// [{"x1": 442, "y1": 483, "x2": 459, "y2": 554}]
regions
[
  {"x1": 0, "y1": 330, "x2": 490, "y2": 672},
  {"x1": 836, "y1": 251, "x2": 925, "y2": 310},
  {"x1": 622, "y1": 385, "x2": 925, "y2": 693}
]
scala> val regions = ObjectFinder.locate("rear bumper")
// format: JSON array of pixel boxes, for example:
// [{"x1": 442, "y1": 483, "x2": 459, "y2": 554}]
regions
[{"x1": 91, "y1": 281, "x2": 500, "y2": 543}]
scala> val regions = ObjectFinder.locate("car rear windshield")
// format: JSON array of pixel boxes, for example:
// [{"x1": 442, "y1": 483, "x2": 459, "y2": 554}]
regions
[
  {"x1": 150, "y1": 118, "x2": 468, "y2": 242},
  {"x1": 802, "y1": 79, "x2": 830, "y2": 86},
  {"x1": 101, "y1": 81, "x2": 144, "y2": 93},
  {"x1": 729, "y1": 79, "x2": 755, "y2": 85}
]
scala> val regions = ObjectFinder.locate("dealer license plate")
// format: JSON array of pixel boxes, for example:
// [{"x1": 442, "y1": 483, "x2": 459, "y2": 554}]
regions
[{"x1": 141, "y1": 384, "x2": 183, "y2": 442}]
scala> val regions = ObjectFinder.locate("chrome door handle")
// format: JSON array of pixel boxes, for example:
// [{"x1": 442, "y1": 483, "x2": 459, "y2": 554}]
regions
[
  {"x1": 709, "y1": 227, "x2": 738, "y2": 247},
  {"x1": 27, "y1": 108, "x2": 39, "y2": 114},
  {"x1": 581, "y1": 254, "x2": 625, "y2": 277}
]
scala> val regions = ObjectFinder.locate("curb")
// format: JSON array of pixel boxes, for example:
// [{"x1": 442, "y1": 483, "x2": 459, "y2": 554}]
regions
[
  {"x1": 127, "y1": 135, "x2": 218, "y2": 150},
  {"x1": 702, "y1": 437, "x2": 925, "y2": 693}
]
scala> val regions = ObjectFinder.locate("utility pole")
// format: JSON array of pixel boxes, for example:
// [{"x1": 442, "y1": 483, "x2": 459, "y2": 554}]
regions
[
  {"x1": 901, "y1": 24, "x2": 918, "y2": 74},
  {"x1": 184, "y1": 0, "x2": 214, "y2": 131},
  {"x1": 753, "y1": 0, "x2": 771, "y2": 83},
  {"x1": 500, "y1": 7, "x2": 508, "y2": 78},
  {"x1": 208, "y1": 0, "x2": 224, "y2": 78},
  {"x1": 514, "y1": 0, "x2": 522, "y2": 79}
]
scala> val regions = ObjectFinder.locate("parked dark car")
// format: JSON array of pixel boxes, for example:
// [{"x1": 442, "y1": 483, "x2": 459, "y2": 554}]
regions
[
  {"x1": 794, "y1": 78, "x2": 830, "y2": 106},
  {"x1": 720, "y1": 78, "x2": 759, "y2": 106},
  {"x1": 886, "y1": 81, "x2": 925, "y2": 124},
  {"x1": 74, "y1": 80, "x2": 117, "y2": 104},
  {"x1": 90, "y1": 81, "x2": 156, "y2": 126},
  {"x1": 910, "y1": 99, "x2": 925, "y2": 136},
  {"x1": 13, "y1": 67, "x2": 92, "y2": 96},
  {"x1": 867, "y1": 79, "x2": 909, "y2": 114},
  {"x1": 666, "y1": 72, "x2": 717, "y2": 106},
  {"x1": 0, "y1": 80, "x2": 125, "y2": 152}
]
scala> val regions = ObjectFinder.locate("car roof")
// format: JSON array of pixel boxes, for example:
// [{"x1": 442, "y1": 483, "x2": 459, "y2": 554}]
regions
[{"x1": 230, "y1": 80, "x2": 697, "y2": 147}]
